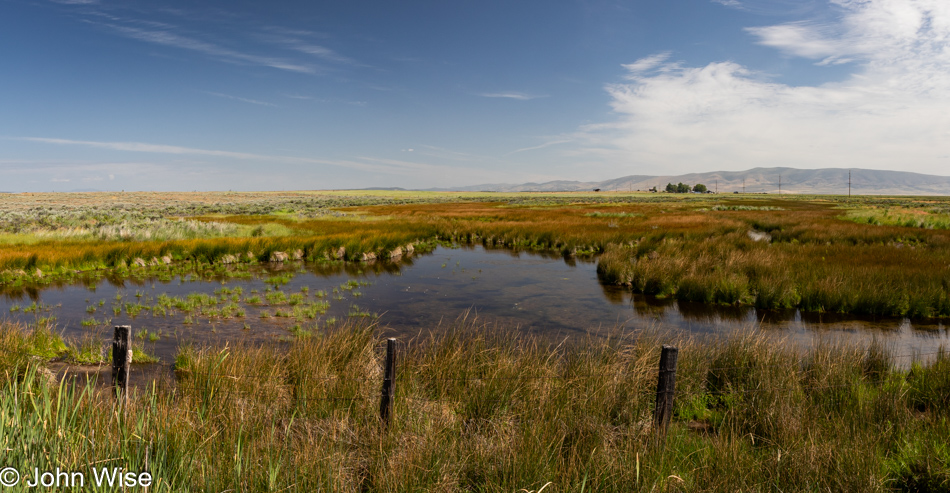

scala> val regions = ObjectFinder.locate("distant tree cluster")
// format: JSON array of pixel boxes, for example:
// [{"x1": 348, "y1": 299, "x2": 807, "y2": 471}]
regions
[{"x1": 664, "y1": 182, "x2": 709, "y2": 193}]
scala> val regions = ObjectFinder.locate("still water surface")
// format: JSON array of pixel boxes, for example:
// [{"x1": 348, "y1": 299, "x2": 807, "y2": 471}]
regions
[{"x1": 1, "y1": 245, "x2": 946, "y2": 363}]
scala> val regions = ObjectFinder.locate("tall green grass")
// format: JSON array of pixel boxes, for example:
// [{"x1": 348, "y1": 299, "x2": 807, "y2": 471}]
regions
[
  {"x1": 2, "y1": 319, "x2": 949, "y2": 491},
  {"x1": 596, "y1": 226, "x2": 950, "y2": 317},
  {"x1": 846, "y1": 206, "x2": 950, "y2": 230}
]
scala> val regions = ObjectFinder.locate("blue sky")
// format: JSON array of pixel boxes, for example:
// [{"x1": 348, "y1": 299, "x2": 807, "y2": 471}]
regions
[{"x1": 2, "y1": 0, "x2": 948, "y2": 191}]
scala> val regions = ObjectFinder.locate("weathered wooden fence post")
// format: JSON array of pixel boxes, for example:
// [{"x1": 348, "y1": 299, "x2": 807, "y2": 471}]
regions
[
  {"x1": 379, "y1": 338, "x2": 397, "y2": 427},
  {"x1": 653, "y1": 345, "x2": 678, "y2": 437},
  {"x1": 112, "y1": 325, "x2": 132, "y2": 406}
]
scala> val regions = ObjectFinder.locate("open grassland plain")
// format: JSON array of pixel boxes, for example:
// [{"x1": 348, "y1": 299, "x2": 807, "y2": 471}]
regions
[
  {"x1": 2, "y1": 319, "x2": 949, "y2": 492},
  {"x1": 2, "y1": 191, "x2": 950, "y2": 318}
]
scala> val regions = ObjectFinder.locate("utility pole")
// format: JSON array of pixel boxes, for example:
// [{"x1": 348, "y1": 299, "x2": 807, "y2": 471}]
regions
[
  {"x1": 849, "y1": 170, "x2": 851, "y2": 197},
  {"x1": 743, "y1": 178, "x2": 745, "y2": 194},
  {"x1": 715, "y1": 179, "x2": 718, "y2": 194},
  {"x1": 779, "y1": 174, "x2": 782, "y2": 195}
]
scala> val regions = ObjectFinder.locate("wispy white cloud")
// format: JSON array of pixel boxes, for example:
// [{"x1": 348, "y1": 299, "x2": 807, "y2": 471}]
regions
[
  {"x1": 477, "y1": 92, "x2": 548, "y2": 100},
  {"x1": 280, "y1": 93, "x2": 367, "y2": 106},
  {"x1": 262, "y1": 26, "x2": 330, "y2": 39},
  {"x1": 576, "y1": 0, "x2": 950, "y2": 176},
  {"x1": 746, "y1": 22, "x2": 852, "y2": 64},
  {"x1": 282, "y1": 93, "x2": 314, "y2": 100},
  {"x1": 94, "y1": 22, "x2": 315, "y2": 73},
  {"x1": 255, "y1": 27, "x2": 365, "y2": 68},
  {"x1": 51, "y1": 0, "x2": 99, "y2": 4},
  {"x1": 12, "y1": 137, "x2": 473, "y2": 177},
  {"x1": 16, "y1": 137, "x2": 271, "y2": 160},
  {"x1": 204, "y1": 91, "x2": 277, "y2": 107},
  {"x1": 711, "y1": 0, "x2": 742, "y2": 7},
  {"x1": 511, "y1": 139, "x2": 573, "y2": 154},
  {"x1": 622, "y1": 52, "x2": 672, "y2": 74},
  {"x1": 288, "y1": 43, "x2": 358, "y2": 65}
]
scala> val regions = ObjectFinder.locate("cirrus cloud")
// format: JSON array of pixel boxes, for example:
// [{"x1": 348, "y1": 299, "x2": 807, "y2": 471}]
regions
[{"x1": 477, "y1": 92, "x2": 548, "y2": 100}]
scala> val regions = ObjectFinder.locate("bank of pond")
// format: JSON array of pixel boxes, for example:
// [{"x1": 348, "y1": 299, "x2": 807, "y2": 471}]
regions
[{"x1": 0, "y1": 245, "x2": 946, "y2": 365}]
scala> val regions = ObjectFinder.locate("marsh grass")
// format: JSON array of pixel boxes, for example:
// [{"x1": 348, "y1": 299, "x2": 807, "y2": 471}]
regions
[
  {"x1": 0, "y1": 191, "x2": 668, "y2": 278},
  {"x1": 846, "y1": 205, "x2": 950, "y2": 230},
  {"x1": 0, "y1": 321, "x2": 67, "y2": 375},
  {"x1": 594, "y1": 200, "x2": 950, "y2": 317},
  {"x1": 3, "y1": 192, "x2": 950, "y2": 320},
  {"x1": 131, "y1": 346, "x2": 159, "y2": 364},
  {"x1": 66, "y1": 333, "x2": 107, "y2": 364},
  {"x1": 2, "y1": 319, "x2": 949, "y2": 491}
]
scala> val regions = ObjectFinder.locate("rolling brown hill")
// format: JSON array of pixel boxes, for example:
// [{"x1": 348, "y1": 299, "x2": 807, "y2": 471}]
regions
[{"x1": 434, "y1": 167, "x2": 950, "y2": 195}]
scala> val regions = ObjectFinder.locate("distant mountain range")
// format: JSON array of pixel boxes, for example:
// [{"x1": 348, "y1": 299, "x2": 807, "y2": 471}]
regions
[{"x1": 429, "y1": 167, "x2": 950, "y2": 195}]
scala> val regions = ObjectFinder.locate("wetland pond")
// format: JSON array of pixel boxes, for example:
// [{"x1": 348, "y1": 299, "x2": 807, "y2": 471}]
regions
[{"x1": 2, "y1": 245, "x2": 948, "y2": 368}]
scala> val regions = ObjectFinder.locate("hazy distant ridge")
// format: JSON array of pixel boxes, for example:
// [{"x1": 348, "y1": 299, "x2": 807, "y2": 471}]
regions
[{"x1": 431, "y1": 168, "x2": 950, "y2": 195}]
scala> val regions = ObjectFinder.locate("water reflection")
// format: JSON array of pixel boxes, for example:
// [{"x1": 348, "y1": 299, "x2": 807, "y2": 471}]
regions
[{"x1": 0, "y1": 245, "x2": 947, "y2": 363}]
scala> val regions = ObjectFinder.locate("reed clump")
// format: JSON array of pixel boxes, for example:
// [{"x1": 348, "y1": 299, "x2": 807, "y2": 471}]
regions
[
  {"x1": 0, "y1": 320, "x2": 67, "y2": 377},
  {"x1": 596, "y1": 229, "x2": 950, "y2": 317},
  {"x1": 2, "y1": 319, "x2": 949, "y2": 491}
]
